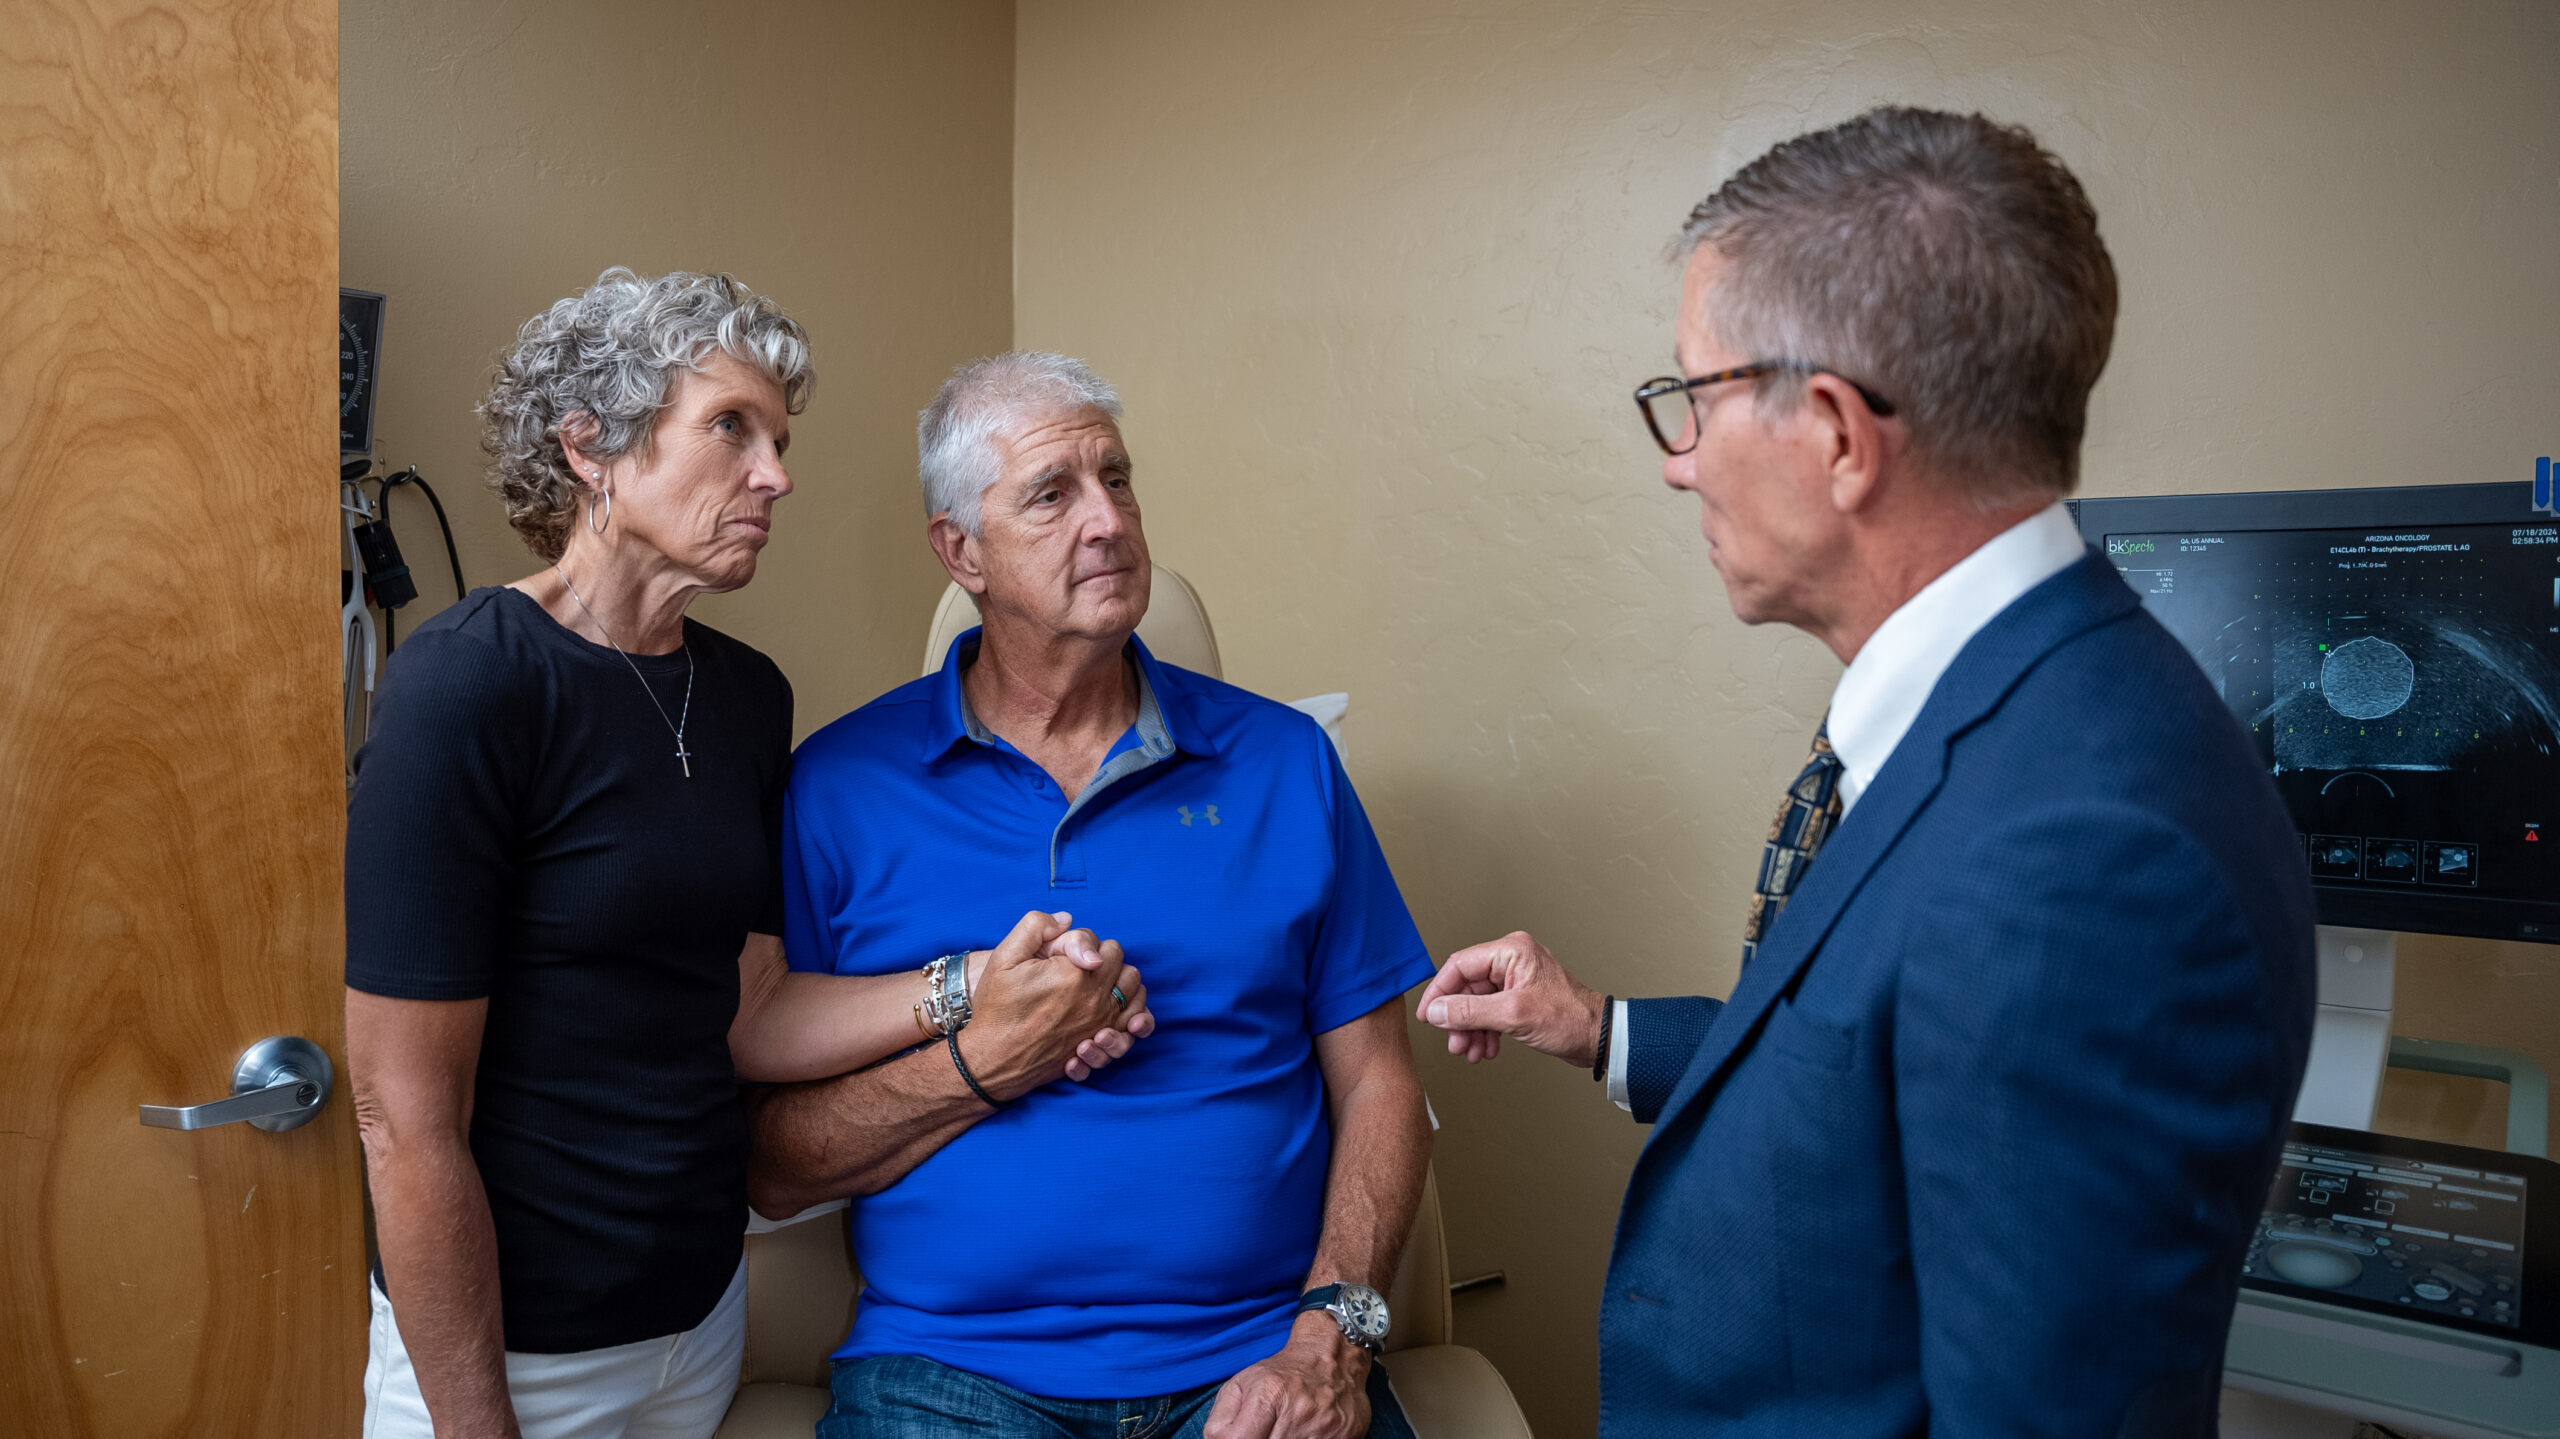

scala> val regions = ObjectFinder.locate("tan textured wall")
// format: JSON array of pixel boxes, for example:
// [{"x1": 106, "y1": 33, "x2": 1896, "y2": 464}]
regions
[
  {"x1": 1012, "y1": 4, "x2": 2560, "y2": 1434},
  {"x1": 341, "y1": 0, "x2": 1014, "y2": 738}
]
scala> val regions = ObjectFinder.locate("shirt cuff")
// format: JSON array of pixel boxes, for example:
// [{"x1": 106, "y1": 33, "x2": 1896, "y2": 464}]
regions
[{"x1": 1606, "y1": 997, "x2": 1632, "y2": 1113}]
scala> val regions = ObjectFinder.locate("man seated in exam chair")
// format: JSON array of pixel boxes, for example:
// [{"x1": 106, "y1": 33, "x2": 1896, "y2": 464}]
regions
[{"x1": 748, "y1": 352, "x2": 1434, "y2": 1439}]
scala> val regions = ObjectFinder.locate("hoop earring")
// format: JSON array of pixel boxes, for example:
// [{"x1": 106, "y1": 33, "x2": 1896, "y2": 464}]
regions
[{"x1": 588, "y1": 489, "x2": 612, "y2": 535}]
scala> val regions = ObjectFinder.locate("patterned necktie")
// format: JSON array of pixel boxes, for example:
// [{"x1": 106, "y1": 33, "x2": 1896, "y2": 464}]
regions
[{"x1": 1741, "y1": 720, "x2": 1845, "y2": 969}]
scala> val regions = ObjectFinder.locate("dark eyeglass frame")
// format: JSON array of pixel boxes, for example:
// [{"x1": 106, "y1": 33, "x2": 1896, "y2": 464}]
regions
[{"x1": 1634, "y1": 362, "x2": 1898, "y2": 456}]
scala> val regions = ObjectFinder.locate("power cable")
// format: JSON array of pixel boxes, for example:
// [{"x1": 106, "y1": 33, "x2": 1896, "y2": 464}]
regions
[
  {"x1": 378, "y1": 467, "x2": 466, "y2": 602},
  {"x1": 366, "y1": 466, "x2": 467, "y2": 653}
]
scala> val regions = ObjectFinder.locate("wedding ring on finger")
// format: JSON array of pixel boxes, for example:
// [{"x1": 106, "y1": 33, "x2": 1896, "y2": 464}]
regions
[{"x1": 1110, "y1": 985, "x2": 1129, "y2": 1010}]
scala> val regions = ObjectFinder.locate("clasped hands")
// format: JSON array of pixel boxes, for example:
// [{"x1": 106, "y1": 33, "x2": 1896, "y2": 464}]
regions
[
  {"x1": 960, "y1": 909, "x2": 1157, "y2": 1098},
  {"x1": 1414, "y1": 929, "x2": 1605, "y2": 1069}
]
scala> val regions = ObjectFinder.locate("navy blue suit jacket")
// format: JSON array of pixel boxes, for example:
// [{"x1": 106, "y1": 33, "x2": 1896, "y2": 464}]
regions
[{"x1": 1600, "y1": 554, "x2": 2316, "y2": 1438}]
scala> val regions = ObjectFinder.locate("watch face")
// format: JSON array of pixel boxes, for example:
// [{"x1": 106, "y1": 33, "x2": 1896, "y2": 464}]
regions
[{"x1": 1337, "y1": 1284, "x2": 1390, "y2": 1338}]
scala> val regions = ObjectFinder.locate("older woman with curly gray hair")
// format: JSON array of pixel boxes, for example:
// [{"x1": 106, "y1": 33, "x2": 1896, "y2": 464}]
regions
[{"x1": 343, "y1": 269, "x2": 1146, "y2": 1439}]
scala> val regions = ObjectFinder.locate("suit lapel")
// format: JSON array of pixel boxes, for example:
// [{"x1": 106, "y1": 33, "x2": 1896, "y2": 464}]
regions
[{"x1": 1643, "y1": 553, "x2": 2140, "y2": 1135}]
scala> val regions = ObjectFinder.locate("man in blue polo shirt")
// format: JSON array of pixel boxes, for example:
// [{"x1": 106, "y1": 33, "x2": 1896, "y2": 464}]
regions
[{"x1": 749, "y1": 352, "x2": 1433, "y2": 1439}]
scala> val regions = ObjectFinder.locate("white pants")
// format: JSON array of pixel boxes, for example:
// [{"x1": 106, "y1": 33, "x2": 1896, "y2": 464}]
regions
[{"x1": 363, "y1": 1261, "x2": 746, "y2": 1439}]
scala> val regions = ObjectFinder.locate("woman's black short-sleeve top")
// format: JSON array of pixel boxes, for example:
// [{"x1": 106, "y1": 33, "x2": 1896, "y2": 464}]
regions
[{"x1": 346, "y1": 586, "x2": 792, "y2": 1353}]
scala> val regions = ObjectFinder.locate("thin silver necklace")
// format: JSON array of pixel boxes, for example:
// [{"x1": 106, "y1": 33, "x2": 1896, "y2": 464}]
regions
[{"x1": 555, "y1": 566, "x2": 695, "y2": 778}]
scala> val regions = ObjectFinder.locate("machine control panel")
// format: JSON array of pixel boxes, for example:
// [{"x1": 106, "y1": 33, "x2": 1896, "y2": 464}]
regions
[{"x1": 2243, "y1": 1123, "x2": 2557, "y2": 1347}]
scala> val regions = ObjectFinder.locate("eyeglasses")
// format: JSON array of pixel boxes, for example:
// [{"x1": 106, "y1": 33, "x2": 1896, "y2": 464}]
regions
[{"x1": 1633, "y1": 362, "x2": 1898, "y2": 456}]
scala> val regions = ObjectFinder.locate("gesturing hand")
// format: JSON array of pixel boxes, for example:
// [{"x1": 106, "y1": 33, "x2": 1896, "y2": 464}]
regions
[
  {"x1": 1415, "y1": 929, "x2": 1605, "y2": 1068},
  {"x1": 1202, "y1": 1317, "x2": 1368, "y2": 1439}
]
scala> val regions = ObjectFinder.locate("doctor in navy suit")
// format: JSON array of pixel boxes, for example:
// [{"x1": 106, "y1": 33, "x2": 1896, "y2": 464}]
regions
[{"x1": 1419, "y1": 108, "x2": 2316, "y2": 1437}]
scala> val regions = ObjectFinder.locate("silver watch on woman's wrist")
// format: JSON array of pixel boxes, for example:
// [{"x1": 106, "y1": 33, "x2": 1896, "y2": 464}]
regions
[
  {"x1": 918, "y1": 951, "x2": 973, "y2": 1035},
  {"x1": 1293, "y1": 1282, "x2": 1389, "y2": 1355}
]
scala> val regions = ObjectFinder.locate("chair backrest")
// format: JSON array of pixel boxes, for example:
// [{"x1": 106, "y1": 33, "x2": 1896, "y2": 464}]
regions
[
  {"x1": 740, "y1": 1171, "x2": 1453, "y2": 1387},
  {"x1": 922, "y1": 564, "x2": 1224, "y2": 679}
]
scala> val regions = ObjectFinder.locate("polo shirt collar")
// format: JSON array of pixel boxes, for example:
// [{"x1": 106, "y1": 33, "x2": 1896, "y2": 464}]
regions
[{"x1": 922, "y1": 628, "x2": 1214, "y2": 764}]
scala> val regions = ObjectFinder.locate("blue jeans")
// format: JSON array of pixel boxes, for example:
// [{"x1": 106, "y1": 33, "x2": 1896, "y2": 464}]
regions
[{"x1": 819, "y1": 1352, "x2": 1417, "y2": 1439}]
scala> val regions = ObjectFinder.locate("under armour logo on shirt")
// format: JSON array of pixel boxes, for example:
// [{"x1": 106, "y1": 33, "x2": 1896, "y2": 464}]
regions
[{"x1": 1179, "y1": 805, "x2": 1221, "y2": 826}]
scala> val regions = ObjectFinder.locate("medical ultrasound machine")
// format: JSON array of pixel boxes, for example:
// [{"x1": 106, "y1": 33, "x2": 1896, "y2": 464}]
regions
[{"x1": 2074, "y1": 482, "x2": 2560, "y2": 1438}]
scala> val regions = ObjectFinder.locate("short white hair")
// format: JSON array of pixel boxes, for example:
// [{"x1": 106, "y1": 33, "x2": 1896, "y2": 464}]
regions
[{"x1": 916, "y1": 352, "x2": 1122, "y2": 536}]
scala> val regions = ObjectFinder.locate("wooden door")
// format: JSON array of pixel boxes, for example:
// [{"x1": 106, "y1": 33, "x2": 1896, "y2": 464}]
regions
[{"x1": 0, "y1": 2, "x2": 364, "y2": 1435}]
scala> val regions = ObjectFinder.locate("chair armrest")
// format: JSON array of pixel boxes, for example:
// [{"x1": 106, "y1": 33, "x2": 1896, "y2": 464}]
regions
[
  {"x1": 1383, "y1": 1345, "x2": 1533, "y2": 1439},
  {"x1": 745, "y1": 1197, "x2": 849, "y2": 1236}
]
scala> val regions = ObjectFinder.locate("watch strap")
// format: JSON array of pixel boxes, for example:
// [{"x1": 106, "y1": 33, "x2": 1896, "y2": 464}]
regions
[{"x1": 1293, "y1": 1283, "x2": 1343, "y2": 1317}]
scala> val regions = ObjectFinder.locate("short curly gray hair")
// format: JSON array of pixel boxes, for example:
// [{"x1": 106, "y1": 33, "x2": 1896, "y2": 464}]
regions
[
  {"x1": 916, "y1": 352, "x2": 1121, "y2": 537},
  {"x1": 481, "y1": 268, "x2": 814, "y2": 560}
]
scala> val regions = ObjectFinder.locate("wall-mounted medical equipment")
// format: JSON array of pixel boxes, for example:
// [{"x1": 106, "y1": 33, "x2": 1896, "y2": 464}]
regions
[
  {"x1": 335, "y1": 285, "x2": 464, "y2": 783},
  {"x1": 341, "y1": 288, "x2": 385, "y2": 456},
  {"x1": 350, "y1": 488, "x2": 417, "y2": 611}
]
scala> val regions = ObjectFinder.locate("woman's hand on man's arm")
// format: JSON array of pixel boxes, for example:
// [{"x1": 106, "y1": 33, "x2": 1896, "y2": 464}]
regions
[
  {"x1": 745, "y1": 909, "x2": 1155, "y2": 1218},
  {"x1": 346, "y1": 987, "x2": 523, "y2": 1439},
  {"x1": 729, "y1": 933, "x2": 935, "y2": 1083},
  {"x1": 729, "y1": 915, "x2": 1155, "y2": 1084}
]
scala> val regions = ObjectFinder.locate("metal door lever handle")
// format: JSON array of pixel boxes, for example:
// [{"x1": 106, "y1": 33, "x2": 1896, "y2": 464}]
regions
[
  {"x1": 140, "y1": 1075, "x2": 320, "y2": 1130},
  {"x1": 138, "y1": 1035, "x2": 333, "y2": 1133}
]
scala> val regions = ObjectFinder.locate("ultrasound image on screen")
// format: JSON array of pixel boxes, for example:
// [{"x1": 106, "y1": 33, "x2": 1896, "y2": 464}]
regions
[
  {"x1": 2104, "y1": 523, "x2": 2560, "y2": 907},
  {"x1": 2245, "y1": 1136, "x2": 2527, "y2": 1331}
]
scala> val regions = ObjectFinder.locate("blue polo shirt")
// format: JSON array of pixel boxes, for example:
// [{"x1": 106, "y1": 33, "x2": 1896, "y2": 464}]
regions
[{"x1": 781, "y1": 631, "x2": 1433, "y2": 1398}]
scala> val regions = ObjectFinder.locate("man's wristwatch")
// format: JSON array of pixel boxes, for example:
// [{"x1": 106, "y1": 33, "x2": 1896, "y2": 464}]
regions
[{"x1": 1294, "y1": 1282, "x2": 1390, "y2": 1356}]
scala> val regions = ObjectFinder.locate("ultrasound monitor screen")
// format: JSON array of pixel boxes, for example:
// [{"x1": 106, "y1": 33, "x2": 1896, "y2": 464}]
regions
[{"x1": 2082, "y1": 489, "x2": 2560, "y2": 939}]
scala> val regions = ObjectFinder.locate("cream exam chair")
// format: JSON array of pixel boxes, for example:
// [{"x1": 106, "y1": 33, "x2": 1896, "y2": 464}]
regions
[{"x1": 713, "y1": 566, "x2": 1531, "y2": 1439}]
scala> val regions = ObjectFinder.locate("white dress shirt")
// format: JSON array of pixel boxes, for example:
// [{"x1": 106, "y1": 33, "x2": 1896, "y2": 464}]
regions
[{"x1": 1606, "y1": 502, "x2": 2088, "y2": 1106}]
